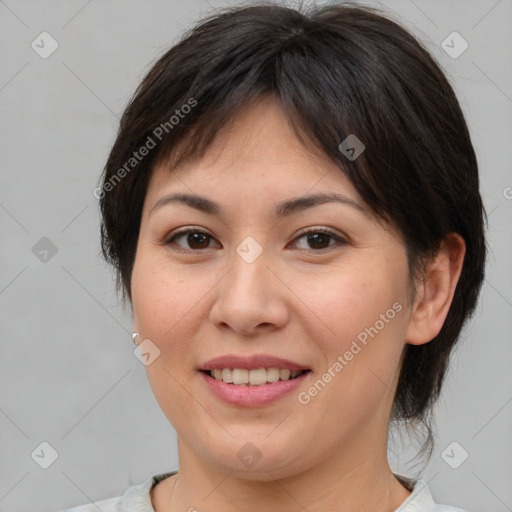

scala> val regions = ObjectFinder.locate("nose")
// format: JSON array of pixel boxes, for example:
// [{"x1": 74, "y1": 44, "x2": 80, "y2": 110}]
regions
[{"x1": 209, "y1": 246, "x2": 290, "y2": 336}]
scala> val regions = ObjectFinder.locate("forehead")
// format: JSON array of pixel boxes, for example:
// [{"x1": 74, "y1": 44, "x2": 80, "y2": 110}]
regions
[{"x1": 146, "y1": 95, "x2": 359, "y2": 202}]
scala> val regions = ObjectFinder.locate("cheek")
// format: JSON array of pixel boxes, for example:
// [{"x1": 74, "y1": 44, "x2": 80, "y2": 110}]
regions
[
  {"x1": 131, "y1": 250, "x2": 204, "y2": 339},
  {"x1": 287, "y1": 254, "x2": 409, "y2": 350},
  {"x1": 288, "y1": 255, "x2": 409, "y2": 409},
  {"x1": 130, "y1": 253, "x2": 208, "y2": 422},
  {"x1": 130, "y1": 249, "x2": 222, "y2": 399}
]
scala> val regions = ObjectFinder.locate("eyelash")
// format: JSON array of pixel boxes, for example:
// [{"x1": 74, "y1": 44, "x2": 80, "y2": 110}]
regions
[{"x1": 160, "y1": 226, "x2": 347, "y2": 253}]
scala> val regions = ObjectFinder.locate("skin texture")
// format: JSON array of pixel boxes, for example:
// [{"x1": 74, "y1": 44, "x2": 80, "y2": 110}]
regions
[{"x1": 130, "y1": 94, "x2": 465, "y2": 512}]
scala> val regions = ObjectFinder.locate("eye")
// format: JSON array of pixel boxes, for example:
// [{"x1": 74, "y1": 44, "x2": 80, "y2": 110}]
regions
[
  {"x1": 163, "y1": 228, "x2": 218, "y2": 252},
  {"x1": 161, "y1": 227, "x2": 346, "y2": 253},
  {"x1": 290, "y1": 228, "x2": 347, "y2": 251}
]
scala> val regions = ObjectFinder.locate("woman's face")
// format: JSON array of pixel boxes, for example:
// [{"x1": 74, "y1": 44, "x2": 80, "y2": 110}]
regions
[{"x1": 131, "y1": 95, "x2": 414, "y2": 479}]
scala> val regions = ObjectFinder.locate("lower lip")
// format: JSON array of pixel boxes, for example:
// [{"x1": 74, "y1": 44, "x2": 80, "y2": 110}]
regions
[{"x1": 199, "y1": 371, "x2": 311, "y2": 407}]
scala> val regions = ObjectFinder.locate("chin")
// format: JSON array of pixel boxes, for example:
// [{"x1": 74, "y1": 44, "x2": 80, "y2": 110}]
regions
[{"x1": 197, "y1": 437, "x2": 310, "y2": 480}]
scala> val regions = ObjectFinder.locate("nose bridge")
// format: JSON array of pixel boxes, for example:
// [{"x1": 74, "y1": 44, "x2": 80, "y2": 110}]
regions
[
  {"x1": 226, "y1": 236, "x2": 273, "y2": 304},
  {"x1": 210, "y1": 236, "x2": 289, "y2": 333}
]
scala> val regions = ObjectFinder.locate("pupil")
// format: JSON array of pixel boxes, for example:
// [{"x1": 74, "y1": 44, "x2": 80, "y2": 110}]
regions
[
  {"x1": 308, "y1": 233, "x2": 329, "y2": 249},
  {"x1": 189, "y1": 232, "x2": 208, "y2": 249}
]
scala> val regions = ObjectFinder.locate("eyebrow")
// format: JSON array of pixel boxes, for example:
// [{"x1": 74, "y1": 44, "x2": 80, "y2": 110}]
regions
[{"x1": 149, "y1": 192, "x2": 367, "y2": 218}]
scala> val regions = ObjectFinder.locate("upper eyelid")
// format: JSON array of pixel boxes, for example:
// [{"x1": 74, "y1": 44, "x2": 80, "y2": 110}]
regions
[{"x1": 294, "y1": 226, "x2": 346, "y2": 239}]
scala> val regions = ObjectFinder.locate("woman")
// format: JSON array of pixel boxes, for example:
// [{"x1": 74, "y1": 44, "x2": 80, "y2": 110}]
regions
[{"x1": 65, "y1": 2, "x2": 486, "y2": 511}]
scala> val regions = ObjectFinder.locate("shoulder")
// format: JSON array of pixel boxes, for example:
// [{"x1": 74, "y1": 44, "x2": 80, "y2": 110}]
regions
[
  {"x1": 59, "y1": 496, "x2": 122, "y2": 512},
  {"x1": 60, "y1": 496, "x2": 123, "y2": 512},
  {"x1": 393, "y1": 474, "x2": 470, "y2": 512},
  {"x1": 55, "y1": 471, "x2": 178, "y2": 512},
  {"x1": 433, "y1": 507, "x2": 469, "y2": 512}
]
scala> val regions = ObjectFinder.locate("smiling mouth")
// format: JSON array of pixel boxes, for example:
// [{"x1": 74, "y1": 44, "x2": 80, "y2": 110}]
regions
[{"x1": 201, "y1": 368, "x2": 312, "y2": 386}]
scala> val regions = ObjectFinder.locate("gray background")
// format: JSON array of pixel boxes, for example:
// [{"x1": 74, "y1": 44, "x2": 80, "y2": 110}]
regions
[{"x1": 1, "y1": 0, "x2": 511, "y2": 511}]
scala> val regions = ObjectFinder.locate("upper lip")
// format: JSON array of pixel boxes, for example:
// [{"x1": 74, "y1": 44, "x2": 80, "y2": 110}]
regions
[{"x1": 199, "y1": 354, "x2": 310, "y2": 372}]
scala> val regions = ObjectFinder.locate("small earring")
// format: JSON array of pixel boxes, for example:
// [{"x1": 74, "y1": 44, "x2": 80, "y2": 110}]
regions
[{"x1": 131, "y1": 332, "x2": 139, "y2": 345}]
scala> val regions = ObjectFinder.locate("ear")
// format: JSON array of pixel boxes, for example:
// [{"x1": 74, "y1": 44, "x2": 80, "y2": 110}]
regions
[{"x1": 405, "y1": 233, "x2": 466, "y2": 345}]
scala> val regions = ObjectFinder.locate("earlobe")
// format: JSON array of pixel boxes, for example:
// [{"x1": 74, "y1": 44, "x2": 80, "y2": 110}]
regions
[{"x1": 405, "y1": 233, "x2": 466, "y2": 346}]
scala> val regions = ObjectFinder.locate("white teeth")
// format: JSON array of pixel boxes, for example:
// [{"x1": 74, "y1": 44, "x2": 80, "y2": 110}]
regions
[
  {"x1": 221, "y1": 368, "x2": 233, "y2": 383},
  {"x1": 266, "y1": 368, "x2": 280, "y2": 382},
  {"x1": 249, "y1": 368, "x2": 267, "y2": 386},
  {"x1": 232, "y1": 369, "x2": 249, "y2": 385},
  {"x1": 280, "y1": 369, "x2": 291, "y2": 380},
  {"x1": 209, "y1": 367, "x2": 306, "y2": 385}
]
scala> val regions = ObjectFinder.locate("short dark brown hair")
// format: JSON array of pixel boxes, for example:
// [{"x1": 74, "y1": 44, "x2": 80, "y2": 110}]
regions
[{"x1": 98, "y1": 1, "x2": 486, "y2": 460}]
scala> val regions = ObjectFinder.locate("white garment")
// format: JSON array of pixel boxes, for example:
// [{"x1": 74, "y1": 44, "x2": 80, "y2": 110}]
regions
[{"x1": 59, "y1": 470, "x2": 468, "y2": 512}]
